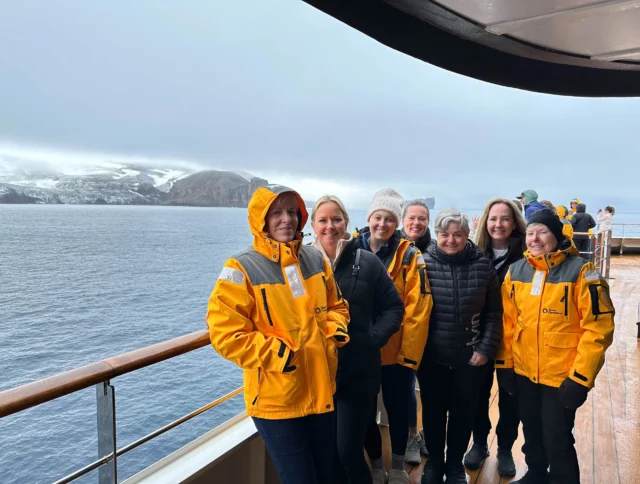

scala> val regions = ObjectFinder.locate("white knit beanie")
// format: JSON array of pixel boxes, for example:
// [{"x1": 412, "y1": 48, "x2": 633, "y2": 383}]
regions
[{"x1": 367, "y1": 188, "x2": 404, "y2": 225}]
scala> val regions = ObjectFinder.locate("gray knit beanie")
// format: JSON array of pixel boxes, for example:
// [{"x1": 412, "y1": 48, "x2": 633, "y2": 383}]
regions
[{"x1": 367, "y1": 188, "x2": 404, "y2": 225}]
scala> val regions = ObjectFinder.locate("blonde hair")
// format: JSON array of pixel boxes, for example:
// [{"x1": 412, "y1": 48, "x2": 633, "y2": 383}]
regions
[
  {"x1": 475, "y1": 198, "x2": 526, "y2": 254},
  {"x1": 310, "y1": 195, "x2": 350, "y2": 227}
]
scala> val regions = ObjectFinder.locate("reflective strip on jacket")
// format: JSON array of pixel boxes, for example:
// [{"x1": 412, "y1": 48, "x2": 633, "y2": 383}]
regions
[
  {"x1": 495, "y1": 245, "x2": 614, "y2": 389},
  {"x1": 381, "y1": 238, "x2": 433, "y2": 370},
  {"x1": 206, "y1": 185, "x2": 350, "y2": 419}
]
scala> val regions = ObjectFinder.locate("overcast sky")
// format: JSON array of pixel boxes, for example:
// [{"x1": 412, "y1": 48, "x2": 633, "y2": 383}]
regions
[{"x1": 1, "y1": 1, "x2": 639, "y2": 211}]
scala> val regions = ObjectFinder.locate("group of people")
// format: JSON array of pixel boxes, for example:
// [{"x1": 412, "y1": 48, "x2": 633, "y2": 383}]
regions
[
  {"x1": 206, "y1": 184, "x2": 616, "y2": 484},
  {"x1": 514, "y1": 190, "x2": 616, "y2": 260}
]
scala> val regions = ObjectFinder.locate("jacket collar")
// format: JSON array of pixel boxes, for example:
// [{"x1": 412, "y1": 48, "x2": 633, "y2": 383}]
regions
[{"x1": 525, "y1": 240, "x2": 580, "y2": 270}]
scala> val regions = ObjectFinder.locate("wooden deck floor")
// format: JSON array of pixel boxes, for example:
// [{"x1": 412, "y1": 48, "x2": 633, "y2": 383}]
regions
[{"x1": 380, "y1": 255, "x2": 640, "y2": 484}]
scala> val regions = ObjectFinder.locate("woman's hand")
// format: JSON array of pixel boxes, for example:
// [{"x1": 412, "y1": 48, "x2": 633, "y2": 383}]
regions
[
  {"x1": 471, "y1": 216, "x2": 480, "y2": 230},
  {"x1": 469, "y1": 351, "x2": 488, "y2": 366}
]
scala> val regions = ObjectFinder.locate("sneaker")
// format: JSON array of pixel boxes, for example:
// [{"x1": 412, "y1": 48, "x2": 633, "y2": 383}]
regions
[
  {"x1": 405, "y1": 433, "x2": 422, "y2": 466},
  {"x1": 511, "y1": 471, "x2": 549, "y2": 483},
  {"x1": 496, "y1": 447, "x2": 516, "y2": 477},
  {"x1": 445, "y1": 463, "x2": 469, "y2": 484},
  {"x1": 421, "y1": 459, "x2": 445, "y2": 484},
  {"x1": 463, "y1": 443, "x2": 489, "y2": 470},
  {"x1": 419, "y1": 429, "x2": 429, "y2": 457},
  {"x1": 372, "y1": 468, "x2": 388, "y2": 484},
  {"x1": 388, "y1": 468, "x2": 409, "y2": 484}
]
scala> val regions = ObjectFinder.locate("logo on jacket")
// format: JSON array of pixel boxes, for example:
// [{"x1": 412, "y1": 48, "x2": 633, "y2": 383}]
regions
[
  {"x1": 315, "y1": 306, "x2": 327, "y2": 314},
  {"x1": 542, "y1": 307, "x2": 563, "y2": 315},
  {"x1": 467, "y1": 313, "x2": 481, "y2": 347}
]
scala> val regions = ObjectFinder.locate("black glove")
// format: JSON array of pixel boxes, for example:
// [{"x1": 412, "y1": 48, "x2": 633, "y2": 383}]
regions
[
  {"x1": 496, "y1": 368, "x2": 517, "y2": 396},
  {"x1": 283, "y1": 350, "x2": 296, "y2": 373},
  {"x1": 558, "y1": 378, "x2": 588, "y2": 409}
]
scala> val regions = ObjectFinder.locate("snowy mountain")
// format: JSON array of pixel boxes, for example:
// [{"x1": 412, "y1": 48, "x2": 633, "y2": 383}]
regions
[{"x1": 0, "y1": 160, "x2": 268, "y2": 206}]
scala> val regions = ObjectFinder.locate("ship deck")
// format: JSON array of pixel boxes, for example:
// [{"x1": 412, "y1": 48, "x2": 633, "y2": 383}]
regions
[{"x1": 383, "y1": 255, "x2": 640, "y2": 484}]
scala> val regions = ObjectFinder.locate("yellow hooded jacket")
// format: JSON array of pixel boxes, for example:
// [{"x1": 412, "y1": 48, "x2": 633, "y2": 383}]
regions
[
  {"x1": 207, "y1": 185, "x2": 350, "y2": 419},
  {"x1": 495, "y1": 245, "x2": 614, "y2": 389},
  {"x1": 380, "y1": 237, "x2": 433, "y2": 370}
]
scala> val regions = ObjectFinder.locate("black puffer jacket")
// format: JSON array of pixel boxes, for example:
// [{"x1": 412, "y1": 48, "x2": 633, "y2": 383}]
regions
[
  {"x1": 333, "y1": 238, "x2": 405, "y2": 397},
  {"x1": 422, "y1": 240, "x2": 503, "y2": 368},
  {"x1": 570, "y1": 203, "x2": 596, "y2": 240}
]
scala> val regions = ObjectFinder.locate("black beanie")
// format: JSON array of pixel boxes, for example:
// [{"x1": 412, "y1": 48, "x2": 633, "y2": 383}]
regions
[{"x1": 527, "y1": 209, "x2": 565, "y2": 245}]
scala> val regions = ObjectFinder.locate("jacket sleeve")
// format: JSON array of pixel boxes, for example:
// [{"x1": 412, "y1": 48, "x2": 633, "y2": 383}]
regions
[
  {"x1": 588, "y1": 215, "x2": 596, "y2": 230},
  {"x1": 476, "y1": 266, "x2": 504, "y2": 359},
  {"x1": 397, "y1": 251, "x2": 433, "y2": 370},
  {"x1": 370, "y1": 257, "x2": 405, "y2": 349},
  {"x1": 570, "y1": 263, "x2": 615, "y2": 388},
  {"x1": 206, "y1": 258, "x2": 290, "y2": 372},
  {"x1": 322, "y1": 258, "x2": 351, "y2": 347},
  {"x1": 495, "y1": 270, "x2": 516, "y2": 369}
]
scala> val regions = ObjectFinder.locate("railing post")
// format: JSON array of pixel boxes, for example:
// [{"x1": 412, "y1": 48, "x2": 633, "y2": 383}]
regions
[{"x1": 97, "y1": 381, "x2": 117, "y2": 484}]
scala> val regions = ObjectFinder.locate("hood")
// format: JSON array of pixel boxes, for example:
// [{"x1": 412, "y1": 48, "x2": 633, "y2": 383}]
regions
[
  {"x1": 248, "y1": 185, "x2": 307, "y2": 258},
  {"x1": 400, "y1": 227, "x2": 432, "y2": 253},
  {"x1": 570, "y1": 198, "x2": 581, "y2": 213},
  {"x1": 521, "y1": 189, "x2": 538, "y2": 205},
  {"x1": 428, "y1": 239, "x2": 483, "y2": 265},
  {"x1": 576, "y1": 203, "x2": 587, "y2": 213},
  {"x1": 556, "y1": 205, "x2": 569, "y2": 219}
]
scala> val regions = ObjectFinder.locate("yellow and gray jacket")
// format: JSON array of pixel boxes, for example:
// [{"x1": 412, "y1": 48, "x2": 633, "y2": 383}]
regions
[
  {"x1": 356, "y1": 229, "x2": 433, "y2": 370},
  {"x1": 496, "y1": 244, "x2": 615, "y2": 389},
  {"x1": 207, "y1": 185, "x2": 350, "y2": 419}
]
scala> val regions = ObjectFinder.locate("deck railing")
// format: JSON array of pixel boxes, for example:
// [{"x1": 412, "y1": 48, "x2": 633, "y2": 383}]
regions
[
  {"x1": 0, "y1": 330, "x2": 244, "y2": 484},
  {"x1": 573, "y1": 230, "x2": 613, "y2": 279}
]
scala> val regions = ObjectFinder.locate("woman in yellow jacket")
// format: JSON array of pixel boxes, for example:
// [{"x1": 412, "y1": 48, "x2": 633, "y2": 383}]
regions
[
  {"x1": 495, "y1": 209, "x2": 615, "y2": 484},
  {"x1": 359, "y1": 189, "x2": 433, "y2": 484},
  {"x1": 206, "y1": 185, "x2": 350, "y2": 484}
]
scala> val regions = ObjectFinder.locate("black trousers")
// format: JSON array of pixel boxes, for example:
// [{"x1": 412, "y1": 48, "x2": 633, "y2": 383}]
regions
[
  {"x1": 364, "y1": 364, "x2": 414, "y2": 458},
  {"x1": 333, "y1": 393, "x2": 377, "y2": 484},
  {"x1": 417, "y1": 360, "x2": 489, "y2": 466},
  {"x1": 516, "y1": 374, "x2": 580, "y2": 484},
  {"x1": 472, "y1": 365, "x2": 519, "y2": 449}
]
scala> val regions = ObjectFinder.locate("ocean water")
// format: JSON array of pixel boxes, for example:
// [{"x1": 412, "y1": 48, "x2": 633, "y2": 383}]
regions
[{"x1": 1, "y1": 204, "x2": 639, "y2": 483}]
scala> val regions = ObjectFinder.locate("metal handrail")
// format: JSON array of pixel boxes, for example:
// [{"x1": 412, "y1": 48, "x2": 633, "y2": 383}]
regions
[
  {"x1": 52, "y1": 387, "x2": 244, "y2": 484},
  {"x1": 0, "y1": 329, "x2": 246, "y2": 484},
  {"x1": 0, "y1": 329, "x2": 210, "y2": 418}
]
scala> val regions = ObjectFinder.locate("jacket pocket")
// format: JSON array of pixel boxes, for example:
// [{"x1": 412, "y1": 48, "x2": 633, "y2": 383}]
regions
[
  {"x1": 260, "y1": 287, "x2": 300, "y2": 334},
  {"x1": 245, "y1": 368, "x2": 260, "y2": 406},
  {"x1": 543, "y1": 332, "x2": 581, "y2": 377},
  {"x1": 257, "y1": 367, "x2": 302, "y2": 412},
  {"x1": 512, "y1": 324, "x2": 524, "y2": 369},
  {"x1": 327, "y1": 337, "x2": 338, "y2": 385}
]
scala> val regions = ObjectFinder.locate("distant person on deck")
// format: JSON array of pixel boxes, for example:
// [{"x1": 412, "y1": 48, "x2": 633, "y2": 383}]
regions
[
  {"x1": 570, "y1": 203, "x2": 596, "y2": 260},
  {"x1": 597, "y1": 206, "x2": 615, "y2": 232},
  {"x1": 518, "y1": 190, "x2": 546, "y2": 221},
  {"x1": 360, "y1": 189, "x2": 433, "y2": 484},
  {"x1": 495, "y1": 209, "x2": 615, "y2": 484},
  {"x1": 556, "y1": 205, "x2": 574, "y2": 240},
  {"x1": 309, "y1": 194, "x2": 405, "y2": 484},
  {"x1": 206, "y1": 185, "x2": 350, "y2": 484}
]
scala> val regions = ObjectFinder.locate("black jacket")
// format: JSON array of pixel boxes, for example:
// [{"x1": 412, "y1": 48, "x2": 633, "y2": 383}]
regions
[
  {"x1": 486, "y1": 236, "x2": 525, "y2": 284},
  {"x1": 570, "y1": 204, "x2": 596, "y2": 240},
  {"x1": 401, "y1": 228, "x2": 432, "y2": 254},
  {"x1": 333, "y1": 238, "x2": 405, "y2": 397},
  {"x1": 422, "y1": 241, "x2": 503, "y2": 368}
]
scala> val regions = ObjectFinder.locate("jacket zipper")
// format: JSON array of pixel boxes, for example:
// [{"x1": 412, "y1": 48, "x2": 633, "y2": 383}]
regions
[
  {"x1": 252, "y1": 368, "x2": 260, "y2": 405},
  {"x1": 321, "y1": 275, "x2": 328, "y2": 291},
  {"x1": 261, "y1": 288, "x2": 274, "y2": 326},
  {"x1": 510, "y1": 283, "x2": 515, "y2": 300},
  {"x1": 452, "y1": 266, "x2": 460, "y2": 357},
  {"x1": 563, "y1": 285, "x2": 568, "y2": 317}
]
